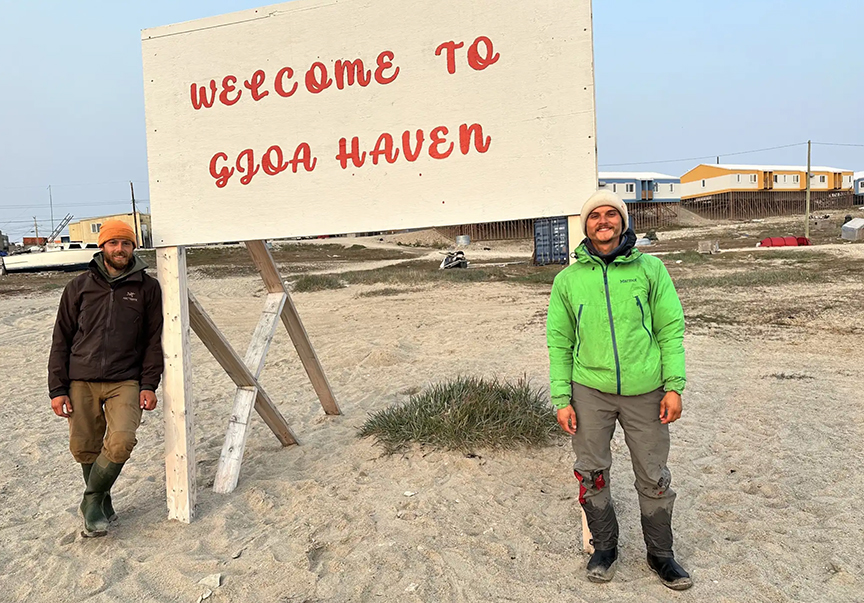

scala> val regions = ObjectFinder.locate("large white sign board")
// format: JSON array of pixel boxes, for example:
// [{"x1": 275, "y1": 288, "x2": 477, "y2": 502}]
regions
[{"x1": 142, "y1": 0, "x2": 596, "y2": 247}]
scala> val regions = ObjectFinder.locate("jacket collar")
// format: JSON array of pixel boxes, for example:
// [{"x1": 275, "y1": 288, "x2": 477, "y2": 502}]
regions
[{"x1": 575, "y1": 228, "x2": 641, "y2": 266}]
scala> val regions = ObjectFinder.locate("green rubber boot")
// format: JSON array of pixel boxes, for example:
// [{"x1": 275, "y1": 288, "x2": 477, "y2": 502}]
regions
[
  {"x1": 82, "y1": 463, "x2": 117, "y2": 522},
  {"x1": 81, "y1": 458, "x2": 124, "y2": 537}
]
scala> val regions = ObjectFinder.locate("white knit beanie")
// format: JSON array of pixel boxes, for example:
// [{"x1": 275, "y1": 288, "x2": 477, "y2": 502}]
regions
[{"x1": 580, "y1": 190, "x2": 629, "y2": 237}]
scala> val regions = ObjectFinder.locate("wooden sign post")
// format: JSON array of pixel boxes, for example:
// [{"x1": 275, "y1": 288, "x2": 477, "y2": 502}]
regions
[{"x1": 143, "y1": 0, "x2": 596, "y2": 522}]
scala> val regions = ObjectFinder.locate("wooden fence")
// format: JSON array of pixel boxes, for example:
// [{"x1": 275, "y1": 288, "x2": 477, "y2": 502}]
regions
[
  {"x1": 681, "y1": 190, "x2": 853, "y2": 221},
  {"x1": 627, "y1": 203, "x2": 680, "y2": 232},
  {"x1": 435, "y1": 219, "x2": 535, "y2": 241}
]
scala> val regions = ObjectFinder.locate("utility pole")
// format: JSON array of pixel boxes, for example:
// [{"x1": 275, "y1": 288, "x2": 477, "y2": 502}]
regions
[
  {"x1": 48, "y1": 185, "x2": 54, "y2": 235},
  {"x1": 805, "y1": 140, "x2": 811, "y2": 240},
  {"x1": 33, "y1": 217, "x2": 39, "y2": 245},
  {"x1": 130, "y1": 181, "x2": 141, "y2": 247}
]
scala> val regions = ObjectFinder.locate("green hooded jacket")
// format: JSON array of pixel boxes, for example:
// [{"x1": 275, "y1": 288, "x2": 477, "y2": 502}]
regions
[{"x1": 546, "y1": 242, "x2": 685, "y2": 409}]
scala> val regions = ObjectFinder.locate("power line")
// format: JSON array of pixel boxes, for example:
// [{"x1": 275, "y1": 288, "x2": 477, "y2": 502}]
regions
[
  {"x1": 0, "y1": 199, "x2": 149, "y2": 210},
  {"x1": 598, "y1": 142, "x2": 808, "y2": 168},
  {"x1": 812, "y1": 141, "x2": 864, "y2": 148},
  {"x1": 0, "y1": 180, "x2": 149, "y2": 192}
]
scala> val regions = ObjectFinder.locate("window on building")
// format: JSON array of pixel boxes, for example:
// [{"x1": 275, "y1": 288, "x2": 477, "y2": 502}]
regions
[
  {"x1": 793, "y1": 175, "x2": 799, "y2": 183},
  {"x1": 90, "y1": 223, "x2": 101, "y2": 233},
  {"x1": 737, "y1": 175, "x2": 741, "y2": 183},
  {"x1": 701, "y1": 179, "x2": 706, "y2": 188},
  {"x1": 670, "y1": 184, "x2": 674, "y2": 192},
  {"x1": 612, "y1": 184, "x2": 617, "y2": 192},
  {"x1": 625, "y1": 183, "x2": 635, "y2": 193},
  {"x1": 750, "y1": 175, "x2": 757, "y2": 183},
  {"x1": 820, "y1": 175, "x2": 826, "y2": 183},
  {"x1": 773, "y1": 175, "x2": 778, "y2": 183},
  {"x1": 654, "y1": 183, "x2": 659, "y2": 192}
]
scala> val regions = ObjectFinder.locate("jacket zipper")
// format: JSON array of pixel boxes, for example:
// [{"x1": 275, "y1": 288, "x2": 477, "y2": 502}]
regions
[
  {"x1": 599, "y1": 261, "x2": 622, "y2": 395},
  {"x1": 101, "y1": 285, "x2": 114, "y2": 377},
  {"x1": 575, "y1": 304, "x2": 584, "y2": 357},
  {"x1": 635, "y1": 296, "x2": 653, "y2": 342}
]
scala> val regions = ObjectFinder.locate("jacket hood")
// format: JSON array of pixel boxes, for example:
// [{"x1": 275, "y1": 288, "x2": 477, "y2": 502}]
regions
[
  {"x1": 90, "y1": 251, "x2": 148, "y2": 283},
  {"x1": 576, "y1": 228, "x2": 640, "y2": 265}
]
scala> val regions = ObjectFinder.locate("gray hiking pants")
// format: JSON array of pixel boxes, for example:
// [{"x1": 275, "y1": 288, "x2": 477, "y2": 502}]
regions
[{"x1": 571, "y1": 382, "x2": 676, "y2": 557}]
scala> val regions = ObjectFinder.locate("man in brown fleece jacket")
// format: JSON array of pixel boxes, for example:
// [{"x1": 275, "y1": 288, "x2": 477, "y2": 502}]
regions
[{"x1": 48, "y1": 219, "x2": 163, "y2": 538}]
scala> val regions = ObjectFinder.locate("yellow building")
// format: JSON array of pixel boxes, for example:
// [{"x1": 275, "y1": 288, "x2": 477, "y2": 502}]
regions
[
  {"x1": 68, "y1": 212, "x2": 152, "y2": 248},
  {"x1": 680, "y1": 164, "x2": 853, "y2": 199}
]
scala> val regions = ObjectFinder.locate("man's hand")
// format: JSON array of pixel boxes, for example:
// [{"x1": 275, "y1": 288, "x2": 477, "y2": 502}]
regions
[
  {"x1": 556, "y1": 405, "x2": 577, "y2": 435},
  {"x1": 51, "y1": 395, "x2": 73, "y2": 418},
  {"x1": 140, "y1": 390, "x2": 158, "y2": 411},
  {"x1": 659, "y1": 391, "x2": 682, "y2": 424}
]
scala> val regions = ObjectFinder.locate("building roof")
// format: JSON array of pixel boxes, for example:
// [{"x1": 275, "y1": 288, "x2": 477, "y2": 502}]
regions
[
  {"x1": 598, "y1": 171, "x2": 679, "y2": 180},
  {"x1": 854, "y1": 171, "x2": 864, "y2": 180},
  {"x1": 705, "y1": 163, "x2": 852, "y2": 173}
]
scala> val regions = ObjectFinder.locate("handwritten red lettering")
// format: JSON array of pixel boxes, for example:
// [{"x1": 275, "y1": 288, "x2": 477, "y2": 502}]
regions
[
  {"x1": 209, "y1": 152, "x2": 234, "y2": 187},
  {"x1": 290, "y1": 143, "x2": 317, "y2": 172},
  {"x1": 191, "y1": 81, "x2": 218, "y2": 110},
  {"x1": 435, "y1": 41, "x2": 464, "y2": 75},
  {"x1": 274, "y1": 67, "x2": 298, "y2": 98},
  {"x1": 402, "y1": 129, "x2": 424, "y2": 162},
  {"x1": 236, "y1": 148, "x2": 260, "y2": 185},
  {"x1": 467, "y1": 36, "x2": 500, "y2": 70},
  {"x1": 305, "y1": 62, "x2": 333, "y2": 94},
  {"x1": 459, "y1": 124, "x2": 492, "y2": 154},
  {"x1": 261, "y1": 145, "x2": 288, "y2": 175},
  {"x1": 219, "y1": 75, "x2": 242, "y2": 106},
  {"x1": 335, "y1": 59, "x2": 372, "y2": 89},
  {"x1": 335, "y1": 137, "x2": 367, "y2": 169},
  {"x1": 370, "y1": 133, "x2": 400, "y2": 165},
  {"x1": 374, "y1": 51, "x2": 400, "y2": 85},
  {"x1": 429, "y1": 126, "x2": 453, "y2": 159},
  {"x1": 244, "y1": 70, "x2": 270, "y2": 101}
]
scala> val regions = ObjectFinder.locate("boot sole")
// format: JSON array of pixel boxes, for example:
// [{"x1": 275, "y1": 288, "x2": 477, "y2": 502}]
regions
[
  {"x1": 648, "y1": 564, "x2": 693, "y2": 590},
  {"x1": 78, "y1": 508, "x2": 109, "y2": 538},
  {"x1": 586, "y1": 559, "x2": 618, "y2": 583}
]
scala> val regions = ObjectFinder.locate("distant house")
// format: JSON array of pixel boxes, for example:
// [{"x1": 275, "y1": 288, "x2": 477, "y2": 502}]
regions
[
  {"x1": 68, "y1": 212, "x2": 152, "y2": 248},
  {"x1": 679, "y1": 164, "x2": 854, "y2": 220},
  {"x1": 0, "y1": 229, "x2": 10, "y2": 252},
  {"x1": 855, "y1": 171, "x2": 864, "y2": 204},
  {"x1": 597, "y1": 172, "x2": 681, "y2": 231},
  {"x1": 598, "y1": 172, "x2": 681, "y2": 203}
]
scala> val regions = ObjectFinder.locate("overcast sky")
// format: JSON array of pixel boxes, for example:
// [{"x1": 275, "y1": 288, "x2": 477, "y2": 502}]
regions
[{"x1": 1, "y1": 0, "x2": 861, "y2": 241}]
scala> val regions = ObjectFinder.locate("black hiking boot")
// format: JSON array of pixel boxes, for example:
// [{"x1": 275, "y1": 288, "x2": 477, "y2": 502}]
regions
[
  {"x1": 586, "y1": 547, "x2": 618, "y2": 583},
  {"x1": 82, "y1": 463, "x2": 117, "y2": 522},
  {"x1": 647, "y1": 553, "x2": 693, "y2": 590}
]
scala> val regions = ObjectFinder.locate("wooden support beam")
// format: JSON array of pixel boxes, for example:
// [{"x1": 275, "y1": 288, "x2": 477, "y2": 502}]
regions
[
  {"x1": 187, "y1": 291, "x2": 297, "y2": 448},
  {"x1": 581, "y1": 508, "x2": 594, "y2": 554},
  {"x1": 245, "y1": 240, "x2": 341, "y2": 415},
  {"x1": 213, "y1": 292, "x2": 287, "y2": 493},
  {"x1": 156, "y1": 246, "x2": 196, "y2": 523}
]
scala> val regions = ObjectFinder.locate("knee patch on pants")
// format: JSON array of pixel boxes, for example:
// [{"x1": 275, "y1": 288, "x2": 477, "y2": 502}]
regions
[
  {"x1": 574, "y1": 469, "x2": 607, "y2": 505},
  {"x1": 637, "y1": 467, "x2": 672, "y2": 499},
  {"x1": 104, "y1": 431, "x2": 137, "y2": 463}
]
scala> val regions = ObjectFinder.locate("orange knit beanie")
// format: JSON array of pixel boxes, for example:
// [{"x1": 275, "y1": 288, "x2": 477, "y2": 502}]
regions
[{"x1": 98, "y1": 219, "x2": 137, "y2": 247}]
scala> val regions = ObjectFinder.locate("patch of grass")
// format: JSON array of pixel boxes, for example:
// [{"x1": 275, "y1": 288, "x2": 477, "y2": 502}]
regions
[
  {"x1": 291, "y1": 274, "x2": 345, "y2": 292},
  {"x1": 662, "y1": 251, "x2": 709, "y2": 264},
  {"x1": 339, "y1": 260, "x2": 564, "y2": 288},
  {"x1": 675, "y1": 268, "x2": 829, "y2": 289},
  {"x1": 358, "y1": 376, "x2": 560, "y2": 454},
  {"x1": 396, "y1": 240, "x2": 451, "y2": 249},
  {"x1": 357, "y1": 287, "x2": 424, "y2": 298},
  {"x1": 765, "y1": 372, "x2": 815, "y2": 380}
]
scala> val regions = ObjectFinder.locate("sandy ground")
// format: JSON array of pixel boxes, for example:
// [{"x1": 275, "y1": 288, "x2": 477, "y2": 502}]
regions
[{"x1": 1, "y1": 231, "x2": 862, "y2": 602}]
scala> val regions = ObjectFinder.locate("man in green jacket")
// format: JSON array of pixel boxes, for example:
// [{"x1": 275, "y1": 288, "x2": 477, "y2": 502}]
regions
[{"x1": 547, "y1": 190, "x2": 691, "y2": 590}]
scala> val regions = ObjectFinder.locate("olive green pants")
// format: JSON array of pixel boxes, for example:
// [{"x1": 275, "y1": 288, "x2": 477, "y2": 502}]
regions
[
  {"x1": 68, "y1": 380, "x2": 142, "y2": 465},
  {"x1": 571, "y1": 382, "x2": 676, "y2": 557}
]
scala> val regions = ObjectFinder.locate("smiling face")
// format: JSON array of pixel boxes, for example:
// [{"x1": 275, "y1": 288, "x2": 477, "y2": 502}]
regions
[
  {"x1": 102, "y1": 238, "x2": 135, "y2": 272},
  {"x1": 585, "y1": 205, "x2": 623, "y2": 248}
]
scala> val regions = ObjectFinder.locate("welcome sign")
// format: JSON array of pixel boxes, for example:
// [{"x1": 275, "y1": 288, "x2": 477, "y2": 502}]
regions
[{"x1": 142, "y1": 0, "x2": 596, "y2": 246}]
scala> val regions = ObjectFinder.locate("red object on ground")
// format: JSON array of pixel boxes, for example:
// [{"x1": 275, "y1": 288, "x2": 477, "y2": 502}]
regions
[{"x1": 759, "y1": 236, "x2": 812, "y2": 247}]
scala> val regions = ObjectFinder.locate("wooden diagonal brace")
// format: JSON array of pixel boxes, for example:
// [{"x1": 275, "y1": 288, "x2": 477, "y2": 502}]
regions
[
  {"x1": 187, "y1": 291, "x2": 297, "y2": 448},
  {"x1": 245, "y1": 240, "x2": 341, "y2": 415}
]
